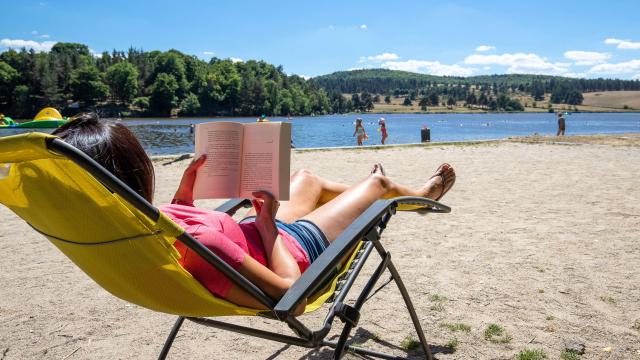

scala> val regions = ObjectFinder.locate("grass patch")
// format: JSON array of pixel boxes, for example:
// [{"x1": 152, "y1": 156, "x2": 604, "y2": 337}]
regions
[
  {"x1": 446, "y1": 338, "x2": 459, "y2": 351},
  {"x1": 428, "y1": 293, "x2": 447, "y2": 312},
  {"x1": 560, "y1": 349, "x2": 581, "y2": 360},
  {"x1": 546, "y1": 315, "x2": 555, "y2": 321},
  {"x1": 632, "y1": 319, "x2": 640, "y2": 331},
  {"x1": 400, "y1": 336, "x2": 420, "y2": 350},
  {"x1": 429, "y1": 293, "x2": 447, "y2": 302},
  {"x1": 517, "y1": 349, "x2": 547, "y2": 360},
  {"x1": 439, "y1": 322, "x2": 471, "y2": 332},
  {"x1": 538, "y1": 288, "x2": 545, "y2": 293},
  {"x1": 483, "y1": 324, "x2": 512, "y2": 344},
  {"x1": 600, "y1": 295, "x2": 616, "y2": 304},
  {"x1": 535, "y1": 266, "x2": 546, "y2": 273}
]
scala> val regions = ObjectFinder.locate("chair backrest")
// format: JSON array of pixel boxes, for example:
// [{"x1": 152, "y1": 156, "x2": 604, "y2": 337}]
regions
[{"x1": 0, "y1": 133, "x2": 262, "y2": 317}]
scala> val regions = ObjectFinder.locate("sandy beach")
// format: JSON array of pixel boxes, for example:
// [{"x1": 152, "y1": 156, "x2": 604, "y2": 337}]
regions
[{"x1": 1, "y1": 134, "x2": 639, "y2": 359}]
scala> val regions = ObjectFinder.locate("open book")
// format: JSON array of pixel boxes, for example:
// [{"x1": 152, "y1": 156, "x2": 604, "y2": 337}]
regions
[{"x1": 192, "y1": 121, "x2": 291, "y2": 200}]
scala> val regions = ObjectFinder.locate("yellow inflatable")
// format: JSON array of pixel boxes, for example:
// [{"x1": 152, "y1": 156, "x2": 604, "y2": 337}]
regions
[{"x1": 34, "y1": 107, "x2": 64, "y2": 121}]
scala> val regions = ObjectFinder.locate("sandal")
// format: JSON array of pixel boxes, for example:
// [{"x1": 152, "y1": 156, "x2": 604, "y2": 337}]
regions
[
  {"x1": 429, "y1": 163, "x2": 455, "y2": 201},
  {"x1": 371, "y1": 163, "x2": 386, "y2": 176}
]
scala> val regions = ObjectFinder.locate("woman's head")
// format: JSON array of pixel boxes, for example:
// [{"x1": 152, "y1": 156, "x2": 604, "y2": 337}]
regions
[
  {"x1": 356, "y1": 118, "x2": 362, "y2": 124},
  {"x1": 52, "y1": 113, "x2": 155, "y2": 202}
]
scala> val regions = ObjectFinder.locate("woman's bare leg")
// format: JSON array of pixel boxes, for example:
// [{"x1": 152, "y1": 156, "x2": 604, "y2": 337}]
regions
[
  {"x1": 302, "y1": 164, "x2": 455, "y2": 242},
  {"x1": 243, "y1": 169, "x2": 351, "y2": 223}
]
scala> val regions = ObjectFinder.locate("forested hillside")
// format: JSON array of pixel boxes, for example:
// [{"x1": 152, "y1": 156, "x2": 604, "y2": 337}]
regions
[
  {"x1": 0, "y1": 43, "x2": 340, "y2": 118},
  {"x1": 312, "y1": 69, "x2": 640, "y2": 109}
]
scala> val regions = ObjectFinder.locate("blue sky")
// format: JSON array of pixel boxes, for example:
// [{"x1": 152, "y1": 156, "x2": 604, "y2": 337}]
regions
[{"x1": 2, "y1": 0, "x2": 640, "y2": 79}]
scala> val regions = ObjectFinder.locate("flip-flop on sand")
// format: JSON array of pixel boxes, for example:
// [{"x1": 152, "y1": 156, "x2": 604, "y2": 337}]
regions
[
  {"x1": 371, "y1": 163, "x2": 386, "y2": 176},
  {"x1": 430, "y1": 163, "x2": 455, "y2": 201}
]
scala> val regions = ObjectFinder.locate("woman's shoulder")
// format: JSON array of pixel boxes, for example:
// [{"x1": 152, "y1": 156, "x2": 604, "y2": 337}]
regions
[{"x1": 160, "y1": 203, "x2": 233, "y2": 225}]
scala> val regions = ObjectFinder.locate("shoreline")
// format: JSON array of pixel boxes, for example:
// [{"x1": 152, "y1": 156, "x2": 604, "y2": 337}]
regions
[{"x1": 150, "y1": 132, "x2": 640, "y2": 160}]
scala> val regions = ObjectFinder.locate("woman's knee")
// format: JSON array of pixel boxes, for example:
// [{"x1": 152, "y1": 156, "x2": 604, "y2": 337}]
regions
[
  {"x1": 367, "y1": 173, "x2": 391, "y2": 191},
  {"x1": 291, "y1": 168, "x2": 317, "y2": 183}
]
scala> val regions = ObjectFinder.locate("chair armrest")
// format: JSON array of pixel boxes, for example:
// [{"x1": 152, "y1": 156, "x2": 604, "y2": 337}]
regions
[
  {"x1": 215, "y1": 198, "x2": 252, "y2": 215},
  {"x1": 393, "y1": 196, "x2": 451, "y2": 213},
  {"x1": 273, "y1": 199, "x2": 394, "y2": 319}
]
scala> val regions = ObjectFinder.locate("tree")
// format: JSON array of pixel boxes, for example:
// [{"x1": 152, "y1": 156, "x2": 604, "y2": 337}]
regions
[
  {"x1": 133, "y1": 96, "x2": 150, "y2": 113},
  {"x1": 465, "y1": 93, "x2": 477, "y2": 105},
  {"x1": 361, "y1": 92, "x2": 374, "y2": 111},
  {"x1": 384, "y1": 95, "x2": 391, "y2": 104},
  {"x1": 447, "y1": 97, "x2": 456, "y2": 106},
  {"x1": 419, "y1": 96, "x2": 429, "y2": 110},
  {"x1": 69, "y1": 66, "x2": 109, "y2": 105},
  {"x1": 150, "y1": 73, "x2": 179, "y2": 115},
  {"x1": 351, "y1": 93, "x2": 361, "y2": 110},
  {"x1": 106, "y1": 62, "x2": 139, "y2": 104},
  {"x1": 0, "y1": 61, "x2": 18, "y2": 108},
  {"x1": 428, "y1": 91, "x2": 439, "y2": 106},
  {"x1": 180, "y1": 93, "x2": 201, "y2": 115},
  {"x1": 403, "y1": 97, "x2": 412, "y2": 106}
]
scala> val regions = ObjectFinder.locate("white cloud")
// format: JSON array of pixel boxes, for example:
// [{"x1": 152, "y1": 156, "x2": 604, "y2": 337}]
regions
[
  {"x1": 328, "y1": 25, "x2": 334, "y2": 30},
  {"x1": 0, "y1": 38, "x2": 57, "y2": 52},
  {"x1": 605, "y1": 38, "x2": 640, "y2": 50},
  {"x1": 360, "y1": 24, "x2": 367, "y2": 30},
  {"x1": 464, "y1": 53, "x2": 570, "y2": 75},
  {"x1": 230, "y1": 57, "x2": 243, "y2": 63},
  {"x1": 483, "y1": 66, "x2": 491, "y2": 70},
  {"x1": 564, "y1": 50, "x2": 611, "y2": 65},
  {"x1": 476, "y1": 45, "x2": 495, "y2": 52},
  {"x1": 382, "y1": 60, "x2": 475, "y2": 76},
  {"x1": 298, "y1": 74, "x2": 311, "y2": 80},
  {"x1": 202, "y1": 51, "x2": 215, "y2": 56},
  {"x1": 31, "y1": 30, "x2": 38, "y2": 35},
  {"x1": 40, "y1": 34, "x2": 50, "y2": 39},
  {"x1": 632, "y1": 74, "x2": 640, "y2": 80},
  {"x1": 588, "y1": 59, "x2": 640, "y2": 74},
  {"x1": 362, "y1": 53, "x2": 399, "y2": 62}
]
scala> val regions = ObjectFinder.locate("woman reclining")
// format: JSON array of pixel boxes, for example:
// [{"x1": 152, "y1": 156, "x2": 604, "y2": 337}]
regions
[{"x1": 52, "y1": 113, "x2": 455, "y2": 312}]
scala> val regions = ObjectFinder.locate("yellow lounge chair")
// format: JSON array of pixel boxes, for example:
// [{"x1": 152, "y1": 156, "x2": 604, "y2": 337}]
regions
[{"x1": 0, "y1": 133, "x2": 451, "y2": 359}]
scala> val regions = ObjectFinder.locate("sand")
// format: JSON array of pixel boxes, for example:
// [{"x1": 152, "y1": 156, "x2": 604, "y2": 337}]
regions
[{"x1": 1, "y1": 135, "x2": 639, "y2": 359}]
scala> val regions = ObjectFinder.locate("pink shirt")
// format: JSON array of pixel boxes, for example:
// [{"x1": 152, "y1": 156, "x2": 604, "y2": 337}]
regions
[{"x1": 160, "y1": 204, "x2": 310, "y2": 298}]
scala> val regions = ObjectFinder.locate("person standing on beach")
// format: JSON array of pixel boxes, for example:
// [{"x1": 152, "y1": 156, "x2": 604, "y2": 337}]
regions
[
  {"x1": 378, "y1": 118, "x2": 388, "y2": 145},
  {"x1": 353, "y1": 118, "x2": 367, "y2": 146},
  {"x1": 557, "y1": 112, "x2": 566, "y2": 136}
]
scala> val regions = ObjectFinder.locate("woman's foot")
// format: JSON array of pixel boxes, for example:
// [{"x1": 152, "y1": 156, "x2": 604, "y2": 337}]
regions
[{"x1": 423, "y1": 163, "x2": 456, "y2": 201}]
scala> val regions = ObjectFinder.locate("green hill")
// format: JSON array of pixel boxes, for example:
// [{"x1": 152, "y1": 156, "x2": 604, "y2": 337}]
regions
[{"x1": 311, "y1": 69, "x2": 640, "y2": 95}]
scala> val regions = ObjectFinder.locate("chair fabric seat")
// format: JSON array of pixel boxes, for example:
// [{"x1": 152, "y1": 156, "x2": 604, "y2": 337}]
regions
[{"x1": 0, "y1": 133, "x2": 352, "y2": 317}]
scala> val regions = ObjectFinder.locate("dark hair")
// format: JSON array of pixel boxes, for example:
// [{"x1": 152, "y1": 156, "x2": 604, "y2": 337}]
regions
[{"x1": 52, "y1": 113, "x2": 155, "y2": 202}]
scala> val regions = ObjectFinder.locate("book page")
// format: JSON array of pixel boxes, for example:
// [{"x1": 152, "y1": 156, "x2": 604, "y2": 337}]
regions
[
  {"x1": 192, "y1": 122, "x2": 244, "y2": 199},
  {"x1": 239, "y1": 122, "x2": 291, "y2": 200}
]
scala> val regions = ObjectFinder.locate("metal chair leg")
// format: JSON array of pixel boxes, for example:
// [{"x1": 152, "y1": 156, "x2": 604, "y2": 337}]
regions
[
  {"x1": 158, "y1": 316, "x2": 185, "y2": 360},
  {"x1": 387, "y1": 262, "x2": 433, "y2": 360}
]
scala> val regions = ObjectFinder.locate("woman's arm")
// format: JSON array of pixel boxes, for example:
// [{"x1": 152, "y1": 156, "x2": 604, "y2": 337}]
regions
[
  {"x1": 172, "y1": 155, "x2": 206, "y2": 204},
  {"x1": 226, "y1": 191, "x2": 306, "y2": 314},
  {"x1": 251, "y1": 191, "x2": 301, "y2": 283}
]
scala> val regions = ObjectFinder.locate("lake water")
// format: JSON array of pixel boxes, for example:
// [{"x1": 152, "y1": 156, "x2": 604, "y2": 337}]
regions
[{"x1": 2, "y1": 113, "x2": 639, "y2": 155}]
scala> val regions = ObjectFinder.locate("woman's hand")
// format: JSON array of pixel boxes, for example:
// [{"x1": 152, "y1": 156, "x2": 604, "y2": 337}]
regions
[
  {"x1": 251, "y1": 190, "x2": 279, "y2": 237},
  {"x1": 172, "y1": 155, "x2": 207, "y2": 204}
]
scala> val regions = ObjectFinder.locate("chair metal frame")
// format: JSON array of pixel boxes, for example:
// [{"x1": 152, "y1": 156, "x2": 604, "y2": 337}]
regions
[{"x1": 45, "y1": 137, "x2": 451, "y2": 360}]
